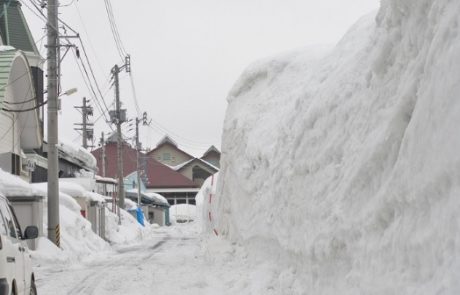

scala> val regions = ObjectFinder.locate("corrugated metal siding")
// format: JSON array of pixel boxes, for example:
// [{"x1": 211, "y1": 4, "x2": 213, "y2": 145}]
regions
[
  {"x1": 0, "y1": 50, "x2": 15, "y2": 107},
  {"x1": 0, "y1": 2, "x2": 8, "y2": 45},
  {"x1": 0, "y1": 1, "x2": 36, "y2": 52}
]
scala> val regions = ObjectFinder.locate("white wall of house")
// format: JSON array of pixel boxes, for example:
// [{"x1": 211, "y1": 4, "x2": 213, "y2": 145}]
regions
[
  {"x1": 0, "y1": 51, "x2": 41, "y2": 177},
  {"x1": 150, "y1": 145, "x2": 193, "y2": 166},
  {"x1": 180, "y1": 162, "x2": 216, "y2": 186},
  {"x1": 0, "y1": 111, "x2": 18, "y2": 154}
]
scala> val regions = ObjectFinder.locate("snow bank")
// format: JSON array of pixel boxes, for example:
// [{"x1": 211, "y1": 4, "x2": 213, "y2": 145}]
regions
[
  {"x1": 195, "y1": 173, "x2": 218, "y2": 233},
  {"x1": 170, "y1": 204, "x2": 196, "y2": 223},
  {"x1": 104, "y1": 207, "x2": 144, "y2": 245},
  {"x1": 85, "y1": 191, "x2": 106, "y2": 203},
  {"x1": 31, "y1": 183, "x2": 143, "y2": 261},
  {"x1": 30, "y1": 184, "x2": 109, "y2": 263},
  {"x1": 57, "y1": 181, "x2": 87, "y2": 198},
  {"x1": 216, "y1": 0, "x2": 460, "y2": 293}
]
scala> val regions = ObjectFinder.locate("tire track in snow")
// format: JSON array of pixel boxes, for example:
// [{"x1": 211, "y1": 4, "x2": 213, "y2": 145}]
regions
[{"x1": 41, "y1": 236, "x2": 171, "y2": 295}]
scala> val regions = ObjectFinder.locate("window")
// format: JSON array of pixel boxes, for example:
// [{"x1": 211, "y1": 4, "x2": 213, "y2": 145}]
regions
[
  {"x1": 11, "y1": 154, "x2": 21, "y2": 176},
  {"x1": 0, "y1": 201, "x2": 18, "y2": 240},
  {"x1": 163, "y1": 153, "x2": 171, "y2": 161},
  {"x1": 9, "y1": 205, "x2": 22, "y2": 239},
  {"x1": 0, "y1": 206, "x2": 8, "y2": 236}
]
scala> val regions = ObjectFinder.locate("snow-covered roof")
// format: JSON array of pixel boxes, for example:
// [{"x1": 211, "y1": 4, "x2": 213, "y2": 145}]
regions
[
  {"x1": 95, "y1": 175, "x2": 118, "y2": 184},
  {"x1": 125, "y1": 189, "x2": 170, "y2": 207},
  {"x1": 169, "y1": 158, "x2": 195, "y2": 171},
  {"x1": 156, "y1": 135, "x2": 178, "y2": 148},
  {"x1": 106, "y1": 131, "x2": 130, "y2": 144},
  {"x1": 0, "y1": 169, "x2": 43, "y2": 197},
  {"x1": 202, "y1": 145, "x2": 220, "y2": 158},
  {"x1": 171, "y1": 158, "x2": 219, "y2": 172},
  {"x1": 143, "y1": 192, "x2": 169, "y2": 206},
  {"x1": 58, "y1": 140, "x2": 97, "y2": 171}
]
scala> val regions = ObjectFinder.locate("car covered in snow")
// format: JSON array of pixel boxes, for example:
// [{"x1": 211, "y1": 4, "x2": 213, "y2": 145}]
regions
[{"x1": 0, "y1": 193, "x2": 38, "y2": 295}]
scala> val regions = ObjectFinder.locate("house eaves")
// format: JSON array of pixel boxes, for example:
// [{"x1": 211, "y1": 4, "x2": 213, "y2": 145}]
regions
[{"x1": 176, "y1": 158, "x2": 219, "y2": 173}]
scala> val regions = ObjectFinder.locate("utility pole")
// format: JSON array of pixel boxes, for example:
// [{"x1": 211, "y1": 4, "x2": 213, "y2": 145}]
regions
[
  {"x1": 136, "y1": 112, "x2": 150, "y2": 206},
  {"x1": 113, "y1": 64, "x2": 125, "y2": 222},
  {"x1": 74, "y1": 97, "x2": 94, "y2": 149},
  {"x1": 100, "y1": 132, "x2": 106, "y2": 177},
  {"x1": 110, "y1": 56, "x2": 130, "y2": 222},
  {"x1": 82, "y1": 97, "x2": 87, "y2": 148},
  {"x1": 135, "y1": 117, "x2": 141, "y2": 206},
  {"x1": 47, "y1": 0, "x2": 60, "y2": 247}
]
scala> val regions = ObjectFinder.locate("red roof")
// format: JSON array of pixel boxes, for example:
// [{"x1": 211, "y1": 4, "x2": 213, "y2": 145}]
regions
[{"x1": 92, "y1": 143, "x2": 197, "y2": 189}]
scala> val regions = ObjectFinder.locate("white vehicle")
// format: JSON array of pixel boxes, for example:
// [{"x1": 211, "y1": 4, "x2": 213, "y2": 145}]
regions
[{"x1": 0, "y1": 194, "x2": 38, "y2": 295}]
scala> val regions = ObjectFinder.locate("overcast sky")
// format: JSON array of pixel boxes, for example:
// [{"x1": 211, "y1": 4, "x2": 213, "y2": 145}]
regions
[{"x1": 22, "y1": 0, "x2": 380, "y2": 156}]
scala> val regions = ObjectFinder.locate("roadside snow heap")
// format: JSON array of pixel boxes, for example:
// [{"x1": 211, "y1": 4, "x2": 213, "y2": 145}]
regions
[{"x1": 215, "y1": 0, "x2": 460, "y2": 294}]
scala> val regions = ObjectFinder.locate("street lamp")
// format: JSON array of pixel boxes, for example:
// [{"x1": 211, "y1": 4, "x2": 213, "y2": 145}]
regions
[{"x1": 58, "y1": 88, "x2": 78, "y2": 110}]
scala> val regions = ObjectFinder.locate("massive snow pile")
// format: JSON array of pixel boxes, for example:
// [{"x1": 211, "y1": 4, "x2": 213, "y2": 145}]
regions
[{"x1": 215, "y1": 0, "x2": 460, "y2": 293}]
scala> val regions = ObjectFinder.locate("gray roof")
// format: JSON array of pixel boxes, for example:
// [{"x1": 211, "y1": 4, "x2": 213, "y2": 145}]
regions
[
  {"x1": 202, "y1": 145, "x2": 220, "y2": 158},
  {"x1": 156, "y1": 135, "x2": 178, "y2": 148},
  {"x1": 0, "y1": 0, "x2": 39, "y2": 54}
]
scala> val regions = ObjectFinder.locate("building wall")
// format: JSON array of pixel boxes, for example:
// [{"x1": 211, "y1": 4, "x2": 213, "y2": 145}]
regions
[
  {"x1": 0, "y1": 112, "x2": 18, "y2": 155},
  {"x1": 0, "y1": 153, "x2": 12, "y2": 173},
  {"x1": 202, "y1": 153, "x2": 220, "y2": 168},
  {"x1": 149, "y1": 145, "x2": 192, "y2": 166},
  {"x1": 180, "y1": 163, "x2": 216, "y2": 187},
  {"x1": 147, "y1": 207, "x2": 166, "y2": 226}
]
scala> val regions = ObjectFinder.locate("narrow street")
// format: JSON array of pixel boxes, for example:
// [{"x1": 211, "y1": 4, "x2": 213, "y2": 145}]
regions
[{"x1": 34, "y1": 225, "x2": 249, "y2": 295}]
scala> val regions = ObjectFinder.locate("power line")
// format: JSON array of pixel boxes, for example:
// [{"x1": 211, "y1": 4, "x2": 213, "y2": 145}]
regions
[
  {"x1": 77, "y1": 37, "x2": 112, "y2": 115},
  {"x1": 70, "y1": 48, "x2": 114, "y2": 131},
  {"x1": 128, "y1": 72, "x2": 141, "y2": 116},
  {"x1": 146, "y1": 121, "x2": 214, "y2": 148},
  {"x1": 0, "y1": 80, "x2": 34, "y2": 142},
  {"x1": 22, "y1": 0, "x2": 115, "y2": 131},
  {"x1": 73, "y1": 1, "x2": 105, "y2": 75},
  {"x1": 103, "y1": 0, "x2": 127, "y2": 61}
]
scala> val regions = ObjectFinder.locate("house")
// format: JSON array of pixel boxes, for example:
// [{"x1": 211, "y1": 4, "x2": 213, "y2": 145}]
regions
[
  {"x1": 92, "y1": 137, "x2": 200, "y2": 206},
  {"x1": 171, "y1": 158, "x2": 218, "y2": 187},
  {"x1": 147, "y1": 135, "x2": 194, "y2": 167},
  {"x1": 147, "y1": 135, "x2": 220, "y2": 186},
  {"x1": 201, "y1": 145, "x2": 221, "y2": 168},
  {"x1": 0, "y1": 0, "x2": 44, "y2": 181},
  {"x1": 28, "y1": 141, "x2": 98, "y2": 183}
]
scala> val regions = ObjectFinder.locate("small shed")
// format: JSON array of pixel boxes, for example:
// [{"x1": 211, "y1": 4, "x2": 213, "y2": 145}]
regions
[
  {"x1": 125, "y1": 190, "x2": 170, "y2": 226},
  {"x1": 0, "y1": 169, "x2": 44, "y2": 250}
]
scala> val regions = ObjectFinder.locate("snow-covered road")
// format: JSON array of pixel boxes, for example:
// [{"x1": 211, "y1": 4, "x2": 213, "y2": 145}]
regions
[{"x1": 34, "y1": 224, "x2": 256, "y2": 295}]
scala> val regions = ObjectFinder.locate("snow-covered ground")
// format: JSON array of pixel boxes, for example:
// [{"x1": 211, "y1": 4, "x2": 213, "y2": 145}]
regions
[{"x1": 34, "y1": 224, "x2": 277, "y2": 295}]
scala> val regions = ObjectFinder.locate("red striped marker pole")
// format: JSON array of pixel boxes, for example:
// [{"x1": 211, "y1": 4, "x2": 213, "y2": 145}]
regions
[{"x1": 208, "y1": 174, "x2": 218, "y2": 236}]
